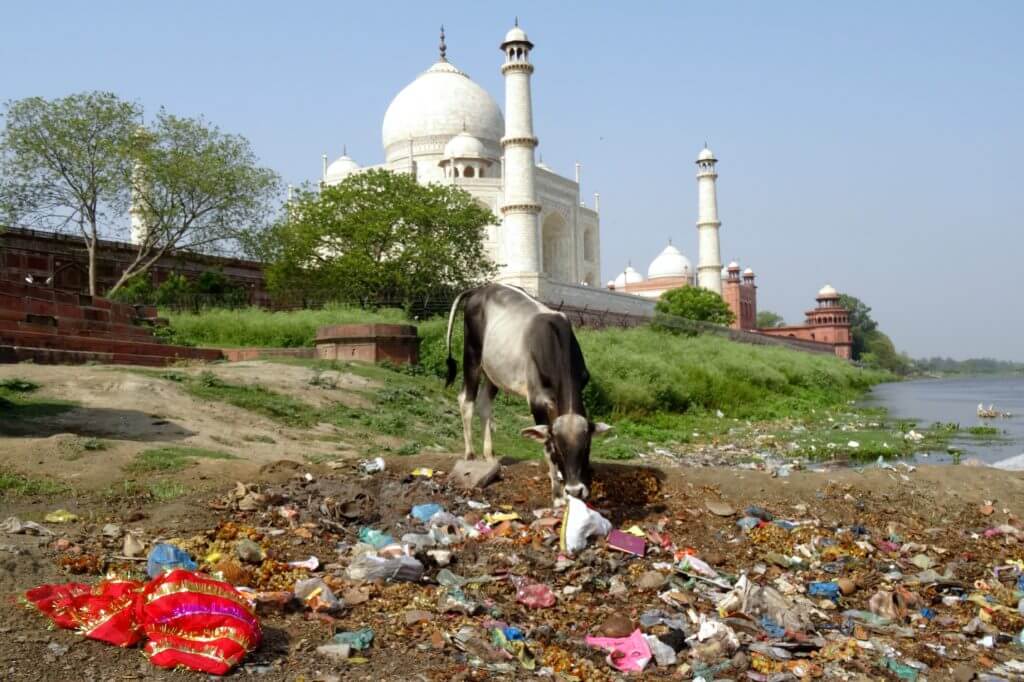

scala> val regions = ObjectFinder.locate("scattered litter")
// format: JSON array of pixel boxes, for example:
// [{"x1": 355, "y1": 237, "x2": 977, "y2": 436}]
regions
[{"x1": 43, "y1": 510, "x2": 79, "y2": 524}]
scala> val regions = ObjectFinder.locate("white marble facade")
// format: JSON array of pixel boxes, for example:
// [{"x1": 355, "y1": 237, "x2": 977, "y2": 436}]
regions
[{"x1": 320, "y1": 24, "x2": 603, "y2": 293}]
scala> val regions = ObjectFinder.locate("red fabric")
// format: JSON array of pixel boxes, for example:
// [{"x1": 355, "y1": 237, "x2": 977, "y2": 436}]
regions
[{"x1": 25, "y1": 569, "x2": 260, "y2": 674}]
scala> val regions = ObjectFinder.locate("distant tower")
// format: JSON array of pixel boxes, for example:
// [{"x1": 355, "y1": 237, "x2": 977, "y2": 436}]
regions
[
  {"x1": 498, "y1": 20, "x2": 541, "y2": 276},
  {"x1": 696, "y1": 145, "x2": 722, "y2": 294}
]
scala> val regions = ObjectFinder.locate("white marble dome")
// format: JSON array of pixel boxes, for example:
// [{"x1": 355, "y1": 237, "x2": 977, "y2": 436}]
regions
[
  {"x1": 382, "y1": 61, "x2": 504, "y2": 161},
  {"x1": 613, "y1": 266, "x2": 644, "y2": 288},
  {"x1": 698, "y1": 146, "x2": 715, "y2": 161},
  {"x1": 443, "y1": 130, "x2": 487, "y2": 159},
  {"x1": 324, "y1": 153, "x2": 360, "y2": 184},
  {"x1": 647, "y1": 243, "x2": 692, "y2": 279},
  {"x1": 818, "y1": 284, "x2": 839, "y2": 298},
  {"x1": 743, "y1": 268, "x2": 754, "y2": 276},
  {"x1": 503, "y1": 26, "x2": 530, "y2": 45}
]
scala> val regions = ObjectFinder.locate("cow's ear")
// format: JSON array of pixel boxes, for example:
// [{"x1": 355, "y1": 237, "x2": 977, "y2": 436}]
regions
[
  {"x1": 521, "y1": 425, "x2": 549, "y2": 442},
  {"x1": 591, "y1": 422, "x2": 613, "y2": 437}
]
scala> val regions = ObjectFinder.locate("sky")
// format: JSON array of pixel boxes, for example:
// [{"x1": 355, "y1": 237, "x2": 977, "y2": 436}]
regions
[{"x1": 3, "y1": 2, "x2": 1022, "y2": 361}]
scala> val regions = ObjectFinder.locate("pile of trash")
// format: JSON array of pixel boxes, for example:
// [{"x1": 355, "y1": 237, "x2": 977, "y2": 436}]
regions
[{"x1": 9, "y1": 457, "x2": 1024, "y2": 679}]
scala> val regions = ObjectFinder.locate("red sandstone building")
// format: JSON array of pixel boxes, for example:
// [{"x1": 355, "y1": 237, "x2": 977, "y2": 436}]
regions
[{"x1": 758, "y1": 284, "x2": 852, "y2": 359}]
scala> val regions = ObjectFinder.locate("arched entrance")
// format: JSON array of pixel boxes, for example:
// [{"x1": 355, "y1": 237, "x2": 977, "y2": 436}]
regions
[{"x1": 541, "y1": 212, "x2": 569, "y2": 282}]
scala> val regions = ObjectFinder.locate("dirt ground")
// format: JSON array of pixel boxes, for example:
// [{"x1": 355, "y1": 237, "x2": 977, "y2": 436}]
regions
[{"x1": 2, "y1": 363, "x2": 1024, "y2": 680}]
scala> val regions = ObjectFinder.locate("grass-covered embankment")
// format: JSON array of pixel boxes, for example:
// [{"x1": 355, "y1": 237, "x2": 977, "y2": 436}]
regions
[{"x1": 155, "y1": 305, "x2": 916, "y2": 462}]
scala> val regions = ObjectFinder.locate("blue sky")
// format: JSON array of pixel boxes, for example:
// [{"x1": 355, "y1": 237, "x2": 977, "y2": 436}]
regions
[{"x1": 3, "y1": 2, "x2": 1022, "y2": 360}]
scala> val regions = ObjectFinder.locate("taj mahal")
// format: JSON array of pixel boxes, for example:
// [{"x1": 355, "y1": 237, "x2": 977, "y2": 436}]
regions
[{"x1": 315, "y1": 21, "x2": 741, "y2": 319}]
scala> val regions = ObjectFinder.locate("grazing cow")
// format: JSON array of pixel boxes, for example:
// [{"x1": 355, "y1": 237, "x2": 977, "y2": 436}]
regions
[{"x1": 445, "y1": 283, "x2": 610, "y2": 505}]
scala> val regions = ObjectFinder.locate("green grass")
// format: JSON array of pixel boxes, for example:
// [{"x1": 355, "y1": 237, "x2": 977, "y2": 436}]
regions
[
  {"x1": 967, "y1": 425, "x2": 1000, "y2": 437},
  {"x1": 163, "y1": 304, "x2": 407, "y2": 348},
  {"x1": 152, "y1": 306, "x2": 904, "y2": 462},
  {"x1": 101, "y1": 479, "x2": 189, "y2": 502},
  {"x1": 0, "y1": 378, "x2": 40, "y2": 392},
  {"x1": 0, "y1": 469, "x2": 68, "y2": 496},
  {"x1": 125, "y1": 446, "x2": 236, "y2": 474},
  {"x1": 0, "y1": 381, "x2": 77, "y2": 425}
]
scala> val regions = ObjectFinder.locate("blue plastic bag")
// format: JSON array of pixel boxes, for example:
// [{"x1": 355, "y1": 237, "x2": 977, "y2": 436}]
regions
[
  {"x1": 357, "y1": 527, "x2": 395, "y2": 549},
  {"x1": 808, "y1": 581, "x2": 841, "y2": 601},
  {"x1": 410, "y1": 503, "x2": 444, "y2": 524},
  {"x1": 146, "y1": 543, "x2": 196, "y2": 578}
]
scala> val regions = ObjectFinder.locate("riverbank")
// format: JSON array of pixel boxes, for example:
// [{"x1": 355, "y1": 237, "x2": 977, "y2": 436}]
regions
[{"x1": 865, "y1": 374, "x2": 1024, "y2": 465}]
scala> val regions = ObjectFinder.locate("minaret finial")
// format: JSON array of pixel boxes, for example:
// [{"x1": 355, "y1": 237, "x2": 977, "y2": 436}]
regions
[
  {"x1": 514, "y1": 16, "x2": 519, "y2": 27},
  {"x1": 439, "y1": 25, "x2": 447, "y2": 62}
]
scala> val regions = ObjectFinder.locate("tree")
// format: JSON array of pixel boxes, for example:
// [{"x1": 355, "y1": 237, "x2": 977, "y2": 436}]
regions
[
  {"x1": 837, "y1": 293, "x2": 878, "y2": 360},
  {"x1": 756, "y1": 310, "x2": 786, "y2": 328},
  {"x1": 257, "y1": 169, "x2": 497, "y2": 310},
  {"x1": 654, "y1": 286, "x2": 735, "y2": 329},
  {"x1": 862, "y1": 330, "x2": 913, "y2": 375},
  {"x1": 111, "y1": 112, "x2": 279, "y2": 295},
  {"x1": 0, "y1": 92, "x2": 140, "y2": 295}
]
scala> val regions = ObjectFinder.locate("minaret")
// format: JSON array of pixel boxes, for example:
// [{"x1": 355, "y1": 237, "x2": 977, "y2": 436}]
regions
[
  {"x1": 696, "y1": 145, "x2": 722, "y2": 294},
  {"x1": 498, "y1": 19, "x2": 541, "y2": 277}
]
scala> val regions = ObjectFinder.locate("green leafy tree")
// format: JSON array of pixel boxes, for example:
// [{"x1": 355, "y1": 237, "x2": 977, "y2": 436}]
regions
[
  {"x1": 257, "y1": 169, "x2": 497, "y2": 311},
  {"x1": 0, "y1": 92, "x2": 140, "y2": 295},
  {"x1": 106, "y1": 272, "x2": 156, "y2": 304},
  {"x1": 862, "y1": 330, "x2": 913, "y2": 375},
  {"x1": 654, "y1": 286, "x2": 735, "y2": 329},
  {"x1": 756, "y1": 310, "x2": 786, "y2": 328},
  {"x1": 114, "y1": 112, "x2": 279, "y2": 295},
  {"x1": 837, "y1": 293, "x2": 878, "y2": 360}
]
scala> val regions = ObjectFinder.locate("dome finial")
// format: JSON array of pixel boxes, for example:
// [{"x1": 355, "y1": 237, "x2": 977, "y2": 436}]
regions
[
  {"x1": 343, "y1": 143, "x2": 347, "y2": 156},
  {"x1": 668, "y1": 237, "x2": 672, "y2": 245},
  {"x1": 514, "y1": 16, "x2": 519, "y2": 27},
  {"x1": 439, "y1": 25, "x2": 447, "y2": 62}
]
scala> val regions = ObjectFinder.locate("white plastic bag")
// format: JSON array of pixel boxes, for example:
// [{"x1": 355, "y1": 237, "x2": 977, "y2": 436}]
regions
[{"x1": 560, "y1": 496, "x2": 612, "y2": 554}]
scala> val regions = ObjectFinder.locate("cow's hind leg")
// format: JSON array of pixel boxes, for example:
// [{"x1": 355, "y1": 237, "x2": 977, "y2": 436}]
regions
[
  {"x1": 458, "y1": 322, "x2": 484, "y2": 459},
  {"x1": 478, "y1": 377, "x2": 498, "y2": 460}
]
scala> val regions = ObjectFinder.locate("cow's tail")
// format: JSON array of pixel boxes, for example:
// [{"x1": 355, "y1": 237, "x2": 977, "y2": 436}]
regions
[{"x1": 444, "y1": 289, "x2": 471, "y2": 388}]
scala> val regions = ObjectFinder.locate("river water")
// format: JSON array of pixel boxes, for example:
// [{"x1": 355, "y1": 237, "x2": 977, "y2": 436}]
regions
[{"x1": 864, "y1": 375, "x2": 1024, "y2": 466}]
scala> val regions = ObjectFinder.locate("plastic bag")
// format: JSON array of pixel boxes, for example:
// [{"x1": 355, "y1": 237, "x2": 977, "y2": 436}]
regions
[
  {"x1": 585, "y1": 628, "x2": 651, "y2": 673},
  {"x1": 357, "y1": 527, "x2": 395, "y2": 549},
  {"x1": 410, "y1": 503, "x2": 444, "y2": 523},
  {"x1": 559, "y1": 496, "x2": 612, "y2": 554},
  {"x1": 146, "y1": 543, "x2": 196, "y2": 579},
  {"x1": 332, "y1": 627, "x2": 374, "y2": 650},
  {"x1": 293, "y1": 577, "x2": 341, "y2": 612},
  {"x1": 346, "y1": 554, "x2": 424, "y2": 582},
  {"x1": 511, "y1": 576, "x2": 556, "y2": 608}
]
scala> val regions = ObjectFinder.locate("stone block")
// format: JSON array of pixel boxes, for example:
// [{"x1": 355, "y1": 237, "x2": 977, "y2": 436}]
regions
[
  {"x1": 315, "y1": 323, "x2": 419, "y2": 365},
  {"x1": 450, "y1": 459, "x2": 501, "y2": 490}
]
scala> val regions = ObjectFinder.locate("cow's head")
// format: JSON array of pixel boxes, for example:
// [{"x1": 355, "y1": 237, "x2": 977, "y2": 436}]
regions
[{"x1": 522, "y1": 415, "x2": 612, "y2": 500}]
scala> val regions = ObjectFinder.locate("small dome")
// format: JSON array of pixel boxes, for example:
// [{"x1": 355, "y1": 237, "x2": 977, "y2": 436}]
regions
[
  {"x1": 324, "y1": 153, "x2": 360, "y2": 184},
  {"x1": 606, "y1": 280, "x2": 615, "y2": 288},
  {"x1": 727, "y1": 261, "x2": 740, "y2": 270},
  {"x1": 697, "y1": 146, "x2": 716, "y2": 161},
  {"x1": 502, "y1": 26, "x2": 530, "y2": 45},
  {"x1": 613, "y1": 266, "x2": 644, "y2": 288},
  {"x1": 647, "y1": 243, "x2": 692, "y2": 279},
  {"x1": 443, "y1": 131, "x2": 487, "y2": 159},
  {"x1": 818, "y1": 284, "x2": 839, "y2": 298},
  {"x1": 743, "y1": 268, "x2": 754, "y2": 276}
]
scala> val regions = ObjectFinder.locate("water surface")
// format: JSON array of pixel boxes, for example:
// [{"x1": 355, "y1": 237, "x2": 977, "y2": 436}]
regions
[{"x1": 864, "y1": 375, "x2": 1024, "y2": 465}]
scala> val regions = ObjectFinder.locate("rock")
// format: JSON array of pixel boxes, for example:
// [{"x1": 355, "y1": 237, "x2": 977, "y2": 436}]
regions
[
  {"x1": 236, "y1": 539, "x2": 264, "y2": 564},
  {"x1": 47, "y1": 641, "x2": 68, "y2": 657},
  {"x1": 450, "y1": 459, "x2": 501, "y2": 490},
  {"x1": 705, "y1": 500, "x2": 735, "y2": 517},
  {"x1": 636, "y1": 570, "x2": 667, "y2": 591},
  {"x1": 598, "y1": 614, "x2": 635, "y2": 638},
  {"x1": 122, "y1": 532, "x2": 145, "y2": 558},
  {"x1": 952, "y1": 663, "x2": 976, "y2": 682},
  {"x1": 405, "y1": 610, "x2": 433, "y2": 625},
  {"x1": 315, "y1": 643, "x2": 351, "y2": 661}
]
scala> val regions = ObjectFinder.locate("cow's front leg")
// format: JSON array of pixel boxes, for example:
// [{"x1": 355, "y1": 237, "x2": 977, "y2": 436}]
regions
[
  {"x1": 458, "y1": 388, "x2": 475, "y2": 459},
  {"x1": 547, "y1": 456, "x2": 566, "y2": 507}
]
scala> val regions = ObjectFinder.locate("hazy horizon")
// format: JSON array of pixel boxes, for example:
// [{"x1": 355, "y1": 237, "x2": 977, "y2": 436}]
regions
[{"x1": 3, "y1": 2, "x2": 1021, "y2": 361}]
